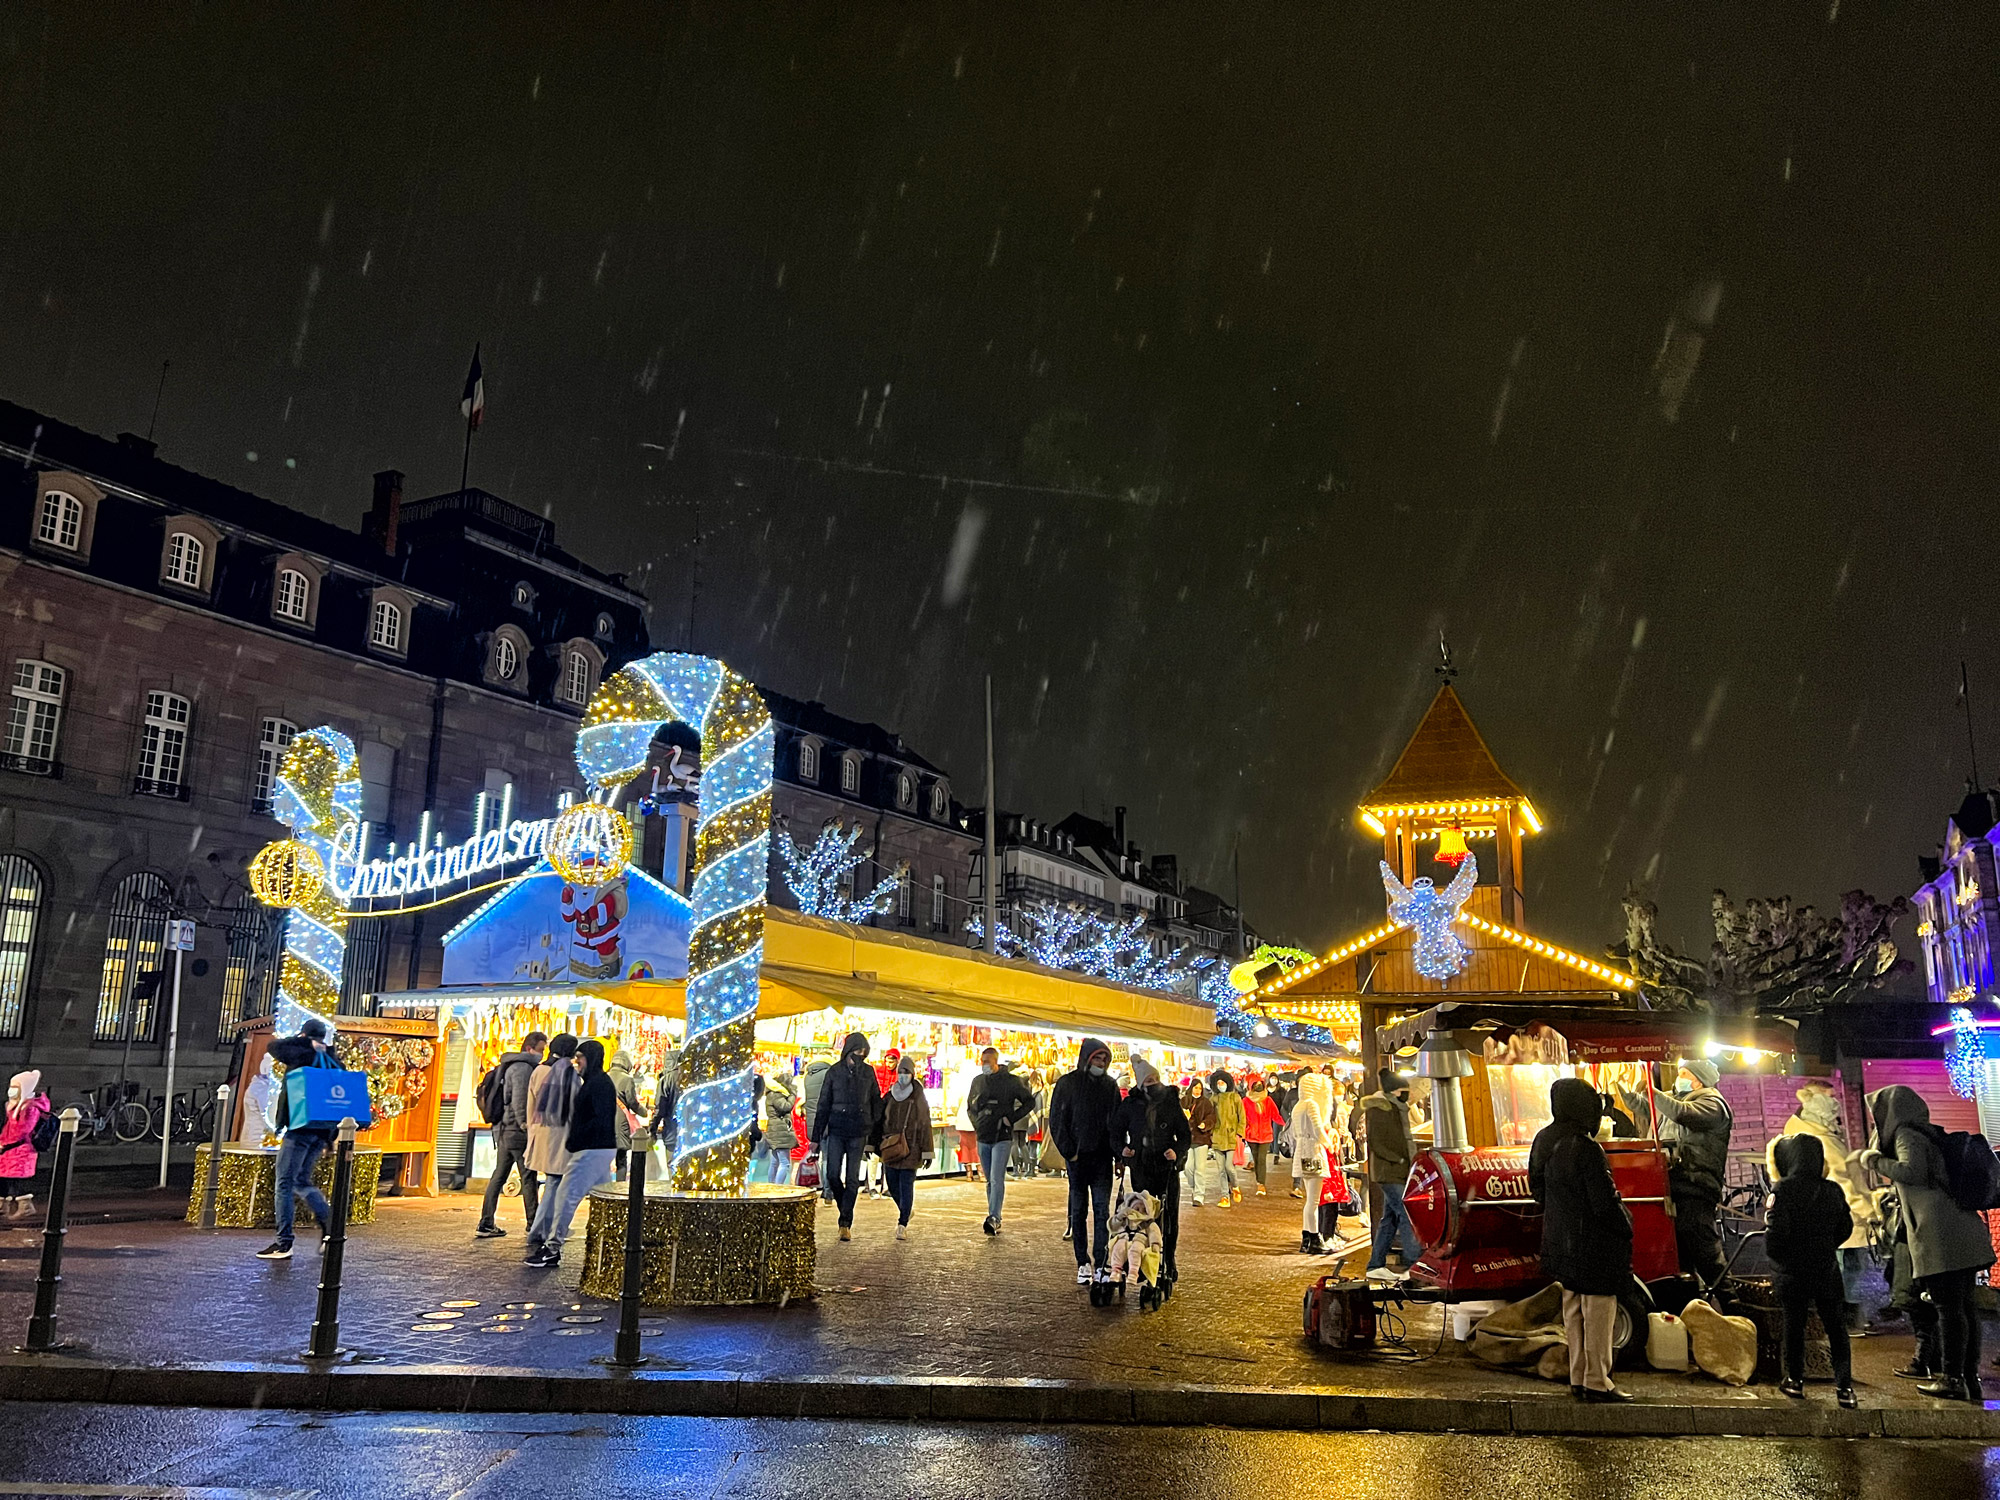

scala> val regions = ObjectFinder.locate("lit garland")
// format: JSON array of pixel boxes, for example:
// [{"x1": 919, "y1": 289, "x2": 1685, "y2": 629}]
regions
[
  {"x1": 1382, "y1": 854, "x2": 1479, "y2": 981},
  {"x1": 1947, "y1": 1006, "x2": 1983, "y2": 1100},
  {"x1": 258, "y1": 727, "x2": 363, "y2": 1038},
  {"x1": 966, "y1": 897, "x2": 1210, "y2": 996},
  {"x1": 578, "y1": 652, "x2": 773, "y2": 1194},
  {"x1": 780, "y1": 819, "x2": 904, "y2": 921}
]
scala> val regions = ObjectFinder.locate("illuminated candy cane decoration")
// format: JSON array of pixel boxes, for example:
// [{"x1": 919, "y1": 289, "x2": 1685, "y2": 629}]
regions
[
  {"x1": 251, "y1": 726, "x2": 364, "y2": 1039},
  {"x1": 576, "y1": 653, "x2": 773, "y2": 1194}
]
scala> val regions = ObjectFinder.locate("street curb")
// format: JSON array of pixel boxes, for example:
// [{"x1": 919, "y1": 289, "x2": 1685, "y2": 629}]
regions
[{"x1": 1, "y1": 1357, "x2": 1995, "y2": 1438}]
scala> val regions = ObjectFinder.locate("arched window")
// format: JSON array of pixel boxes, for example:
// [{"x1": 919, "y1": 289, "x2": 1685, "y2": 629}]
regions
[
  {"x1": 0, "y1": 855, "x2": 44, "y2": 1039},
  {"x1": 512, "y1": 582, "x2": 536, "y2": 610},
  {"x1": 273, "y1": 568, "x2": 310, "y2": 622},
  {"x1": 369, "y1": 598, "x2": 404, "y2": 651},
  {"x1": 595, "y1": 612, "x2": 615, "y2": 639},
  {"x1": 930, "y1": 783, "x2": 947, "y2": 818},
  {"x1": 135, "y1": 690, "x2": 191, "y2": 794},
  {"x1": 494, "y1": 635, "x2": 519, "y2": 680},
  {"x1": 931, "y1": 873, "x2": 947, "y2": 931},
  {"x1": 95, "y1": 872, "x2": 171, "y2": 1042},
  {"x1": 897, "y1": 772, "x2": 915, "y2": 809},
  {"x1": 253, "y1": 718, "x2": 296, "y2": 812},
  {"x1": 5, "y1": 660, "x2": 65, "y2": 774},
  {"x1": 163, "y1": 531, "x2": 205, "y2": 588},
  {"x1": 798, "y1": 741, "x2": 819, "y2": 781},
  {"x1": 37, "y1": 491, "x2": 82, "y2": 551},
  {"x1": 840, "y1": 754, "x2": 861, "y2": 795},
  {"x1": 564, "y1": 650, "x2": 591, "y2": 705}
]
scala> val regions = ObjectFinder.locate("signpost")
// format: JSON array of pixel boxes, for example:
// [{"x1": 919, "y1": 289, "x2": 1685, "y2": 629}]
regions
[{"x1": 158, "y1": 918, "x2": 196, "y2": 1188}]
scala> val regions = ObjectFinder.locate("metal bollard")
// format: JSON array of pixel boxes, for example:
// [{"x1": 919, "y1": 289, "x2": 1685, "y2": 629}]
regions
[
  {"x1": 601, "y1": 1147, "x2": 650, "y2": 1368},
  {"x1": 303, "y1": 1117, "x2": 357, "y2": 1361},
  {"x1": 19, "y1": 1107, "x2": 82, "y2": 1354},
  {"x1": 197, "y1": 1084, "x2": 232, "y2": 1230}
]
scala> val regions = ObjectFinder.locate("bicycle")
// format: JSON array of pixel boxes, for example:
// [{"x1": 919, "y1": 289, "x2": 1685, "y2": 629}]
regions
[
  {"x1": 146, "y1": 1082, "x2": 220, "y2": 1143},
  {"x1": 75, "y1": 1080, "x2": 153, "y2": 1145}
]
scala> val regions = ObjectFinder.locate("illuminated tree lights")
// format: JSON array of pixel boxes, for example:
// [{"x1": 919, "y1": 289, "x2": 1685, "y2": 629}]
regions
[
  {"x1": 266, "y1": 727, "x2": 363, "y2": 1039},
  {"x1": 780, "y1": 820, "x2": 904, "y2": 922},
  {"x1": 578, "y1": 652, "x2": 773, "y2": 1194},
  {"x1": 1947, "y1": 1006, "x2": 1983, "y2": 1100},
  {"x1": 967, "y1": 897, "x2": 1207, "y2": 996},
  {"x1": 1382, "y1": 853, "x2": 1479, "y2": 981}
]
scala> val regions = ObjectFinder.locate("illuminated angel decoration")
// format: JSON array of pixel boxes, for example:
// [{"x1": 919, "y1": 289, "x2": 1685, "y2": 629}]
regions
[{"x1": 1382, "y1": 854, "x2": 1479, "y2": 981}]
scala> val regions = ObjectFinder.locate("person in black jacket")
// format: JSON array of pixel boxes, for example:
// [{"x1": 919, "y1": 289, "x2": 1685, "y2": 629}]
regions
[
  {"x1": 810, "y1": 1032, "x2": 882, "y2": 1241},
  {"x1": 1529, "y1": 1078, "x2": 1635, "y2": 1403},
  {"x1": 1115, "y1": 1059, "x2": 1191, "y2": 1288},
  {"x1": 1049, "y1": 1036, "x2": 1122, "y2": 1283},
  {"x1": 525, "y1": 1038, "x2": 618, "y2": 1269},
  {"x1": 1767, "y1": 1133, "x2": 1857, "y2": 1406},
  {"x1": 968, "y1": 1048, "x2": 1036, "y2": 1235}
]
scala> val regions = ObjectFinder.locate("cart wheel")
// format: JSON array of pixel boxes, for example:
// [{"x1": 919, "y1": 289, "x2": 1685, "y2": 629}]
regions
[
  {"x1": 1116, "y1": 1278, "x2": 1127, "y2": 1301},
  {"x1": 1612, "y1": 1285, "x2": 1655, "y2": 1369}
]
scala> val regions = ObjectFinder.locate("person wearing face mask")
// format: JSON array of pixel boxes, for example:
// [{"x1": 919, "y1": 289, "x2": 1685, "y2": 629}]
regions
[
  {"x1": 874, "y1": 1055, "x2": 935, "y2": 1239},
  {"x1": 1181, "y1": 1078, "x2": 1215, "y2": 1208},
  {"x1": 524, "y1": 1039, "x2": 619, "y2": 1269},
  {"x1": 0, "y1": 1070, "x2": 52, "y2": 1220},
  {"x1": 1358, "y1": 1070, "x2": 1422, "y2": 1281},
  {"x1": 967, "y1": 1048, "x2": 1035, "y2": 1235},
  {"x1": 1208, "y1": 1071, "x2": 1246, "y2": 1207},
  {"x1": 1620, "y1": 1058, "x2": 1733, "y2": 1286},
  {"x1": 1049, "y1": 1037, "x2": 1123, "y2": 1287},
  {"x1": 1766, "y1": 1083, "x2": 1875, "y2": 1331},
  {"x1": 1115, "y1": 1059, "x2": 1191, "y2": 1291},
  {"x1": 810, "y1": 1032, "x2": 882, "y2": 1241},
  {"x1": 1242, "y1": 1076, "x2": 1282, "y2": 1196}
]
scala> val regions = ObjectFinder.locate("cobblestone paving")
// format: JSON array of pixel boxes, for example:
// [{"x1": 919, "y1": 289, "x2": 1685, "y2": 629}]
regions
[{"x1": 0, "y1": 1172, "x2": 1952, "y2": 1409}]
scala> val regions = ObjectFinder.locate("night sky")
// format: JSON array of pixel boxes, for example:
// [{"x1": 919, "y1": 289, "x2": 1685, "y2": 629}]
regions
[{"x1": 2, "y1": 4, "x2": 1995, "y2": 957}]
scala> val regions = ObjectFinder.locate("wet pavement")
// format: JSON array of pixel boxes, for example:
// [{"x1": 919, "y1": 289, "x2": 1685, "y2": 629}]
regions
[
  {"x1": 0, "y1": 1172, "x2": 1976, "y2": 1416},
  {"x1": 0, "y1": 1402, "x2": 1994, "y2": 1499}
]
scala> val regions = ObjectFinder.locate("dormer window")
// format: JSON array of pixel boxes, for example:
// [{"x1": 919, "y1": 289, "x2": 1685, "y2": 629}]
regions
[
  {"x1": 930, "y1": 783, "x2": 947, "y2": 818},
  {"x1": 494, "y1": 636, "x2": 518, "y2": 680},
  {"x1": 485, "y1": 625, "x2": 531, "y2": 691},
  {"x1": 512, "y1": 582, "x2": 536, "y2": 611},
  {"x1": 274, "y1": 568, "x2": 309, "y2": 622},
  {"x1": 156, "y1": 515, "x2": 219, "y2": 596},
  {"x1": 555, "y1": 638, "x2": 602, "y2": 708},
  {"x1": 37, "y1": 491, "x2": 82, "y2": 551},
  {"x1": 564, "y1": 650, "x2": 589, "y2": 703},
  {"x1": 840, "y1": 754, "x2": 861, "y2": 795},
  {"x1": 897, "y1": 772, "x2": 915, "y2": 809},
  {"x1": 366, "y1": 588, "x2": 413, "y2": 657},
  {"x1": 164, "y1": 532, "x2": 203, "y2": 588},
  {"x1": 798, "y1": 740, "x2": 819, "y2": 781},
  {"x1": 595, "y1": 612, "x2": 615, "y2": 640}
]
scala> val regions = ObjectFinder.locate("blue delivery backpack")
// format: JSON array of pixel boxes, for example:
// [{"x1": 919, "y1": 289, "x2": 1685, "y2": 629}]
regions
[{"x1": 285, "y1": 1051, "x2": 374, "y2": 1132}]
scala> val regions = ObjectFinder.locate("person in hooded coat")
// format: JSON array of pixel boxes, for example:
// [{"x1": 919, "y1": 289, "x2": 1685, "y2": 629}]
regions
[
  {"x1": 874, "y1": 1053, "x2": 935, "y2": 1238},
  {"x1": 757, "y1": 1073, "x2": 800, "y2": 1185},
  {"x1": 1766, "y1": 1083, "x2": 1874, "y2": 1329},
  {"x1": 1528, "y1": 1077, "x2": 1634, "y2": 1403},
  {"x1": 0, "y1": 1069, "x2": 51, "y2": 1218},
  {"x1": 524, "y1": 1034, "x2": 581, "y2": 1184},
  {"x1": 1357, "y1": 1071, "x2": 1422, "y2": 1277},
  {"x1": 1049, "y1": 1036, "x2": 1123, "y2": 1284},
  {"x1": 810, "y1": 1031, "x2": 881, "y2": 1240},
  {"x1": 608, "y1": 1048, "x2": 641, "y2": 1181},
  {"x1": 1862, "y1": 1085, "x2": 1995, "y2": 1400},
  {"x1": 476, "y1": 1031, "x2": 546, "y2": 1237},
  {"x1": 1116, "y1": 1059, "x2": 1191, "y2": 1285},
  {"x1": 524, "y1": 1038, "x2": 618, "y2": 1268},
  {"x1": 257, "y1": 1018, "x2": 338, "y2": 1259},
  {"x1": 1242, "y1": 1076, "x2": 1282, "y2": 1195},
  {"x1": 800, "y1": 1052, "x2": 836, "y2": 1202},
  {"x1": 1208, "y1": 1070, "x2": 1247, "y2": 1207},
  {"x1": 1766, "y1": 1133, "x2": 1856, "y2": 1405},
  {"x1": 1291, "y1": 1072, "x2": 1336, "y2": 1254}
]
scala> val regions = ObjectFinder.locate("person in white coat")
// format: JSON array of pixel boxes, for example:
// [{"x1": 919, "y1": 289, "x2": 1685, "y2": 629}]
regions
[
  {"x1": 1291, "y1": 1073, "x2": 1335, "y2": 1255},
  {"x1": 1766, "y1": 1083, "x2": 1876, "y2": 1330}
]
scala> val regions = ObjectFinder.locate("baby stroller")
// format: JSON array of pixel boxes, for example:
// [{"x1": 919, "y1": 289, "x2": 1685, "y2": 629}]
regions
[{"x1": 1103, "y1": 1172, "x2": 1169, "y2": 1310}]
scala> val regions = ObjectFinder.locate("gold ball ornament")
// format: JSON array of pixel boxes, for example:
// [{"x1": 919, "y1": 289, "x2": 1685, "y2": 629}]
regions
[
  {"x1": 249, "y1": 839, "x2": 326, "y2": 909},
  {"x1": 548, "y1": 803, "x2": 635, "y2": 884}
]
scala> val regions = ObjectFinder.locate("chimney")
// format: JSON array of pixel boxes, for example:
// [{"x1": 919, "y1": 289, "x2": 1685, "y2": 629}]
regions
[
  {"x1": 1114, "y1": 806, "x2": 1126, "y2": 852},
  {"x1": 115, "y1": 432, "x2": 158, "y2": 460},
  {"x1": 367, "y1": 469, "x2": 404, "y2": 556}
]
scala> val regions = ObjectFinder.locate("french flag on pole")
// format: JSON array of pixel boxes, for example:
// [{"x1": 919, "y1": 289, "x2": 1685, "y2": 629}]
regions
[{"x1": 460, "y1": 346, "x2": 485, "y2": 430}]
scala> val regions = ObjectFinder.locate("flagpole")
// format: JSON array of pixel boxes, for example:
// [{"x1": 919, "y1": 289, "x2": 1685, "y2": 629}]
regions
[{"x1": 460, "y1": 413, "x2": 473, "y2": 495}]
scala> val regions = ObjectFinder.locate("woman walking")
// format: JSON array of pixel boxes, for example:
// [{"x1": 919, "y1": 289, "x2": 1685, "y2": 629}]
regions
[
  {"x1": 1528, "y1": 1078, "x2": 1634, "y2": 1404},
  {"x1": 1766, "y1": 1133, "x2": 1858, "y2": 1407},
  {"x1": 1290, "y1": 1073, "x2": 1334, "y2": 1254},
  {"x1": 1862, "y1": 1085, "x2": 1994, "y2": 1400},
  {"x1": 876, "y1": 1054, "x2": 935, "y2": 1238},
  {"x1": 0, "y1": 1070, "x2": 51, "y2": 1219},
  {"x1": 524, "y1": 1034, "x2": 581, "y2": 1215},
  {"x1": 1115, "y1": 1060, "x2": 1190, "y2": 1288},
  {"x1": 1243, "y1": 1076, "x2": 1281, "y2": 1196},
  {"x1": 524, "y1": 1039, "x2": 619, "y2": 1269},
  {"x1": 1209, "y1": 1070, "x2": 1246, "y2": 1206},
  {"x1": 757, "y1": 1073, "x2": 800, "y2": 1184}
]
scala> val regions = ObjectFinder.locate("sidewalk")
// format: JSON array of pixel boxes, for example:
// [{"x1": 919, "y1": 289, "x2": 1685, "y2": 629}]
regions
[{"x1": 0, "y1": 1172, "x2": 1992, "y2": 1438}]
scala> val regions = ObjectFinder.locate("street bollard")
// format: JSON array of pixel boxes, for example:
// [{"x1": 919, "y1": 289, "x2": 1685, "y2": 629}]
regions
[
  {"x1": 303, "y1": 1117, "x2": 357, "y2": 1361},
  {"x1": 601, "y1": 1147, "x2": 650, "y2": 1368},
  {"x1": 19, "y1": 1107, "x2": 82, "y2": 1354},
  {"x1": 196, "y1": 1084, "x2": 232, "y2": 1230}
]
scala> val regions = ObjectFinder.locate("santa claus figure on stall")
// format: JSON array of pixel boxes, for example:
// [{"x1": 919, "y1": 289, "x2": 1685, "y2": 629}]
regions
[{"x1": 561, "y1": 865, "x2": 629, "y2": 979}]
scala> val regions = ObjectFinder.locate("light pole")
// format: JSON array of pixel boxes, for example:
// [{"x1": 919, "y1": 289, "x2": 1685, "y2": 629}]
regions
[{"x1": 158, "y1": 918, "x2": 195, "y2": 1188}]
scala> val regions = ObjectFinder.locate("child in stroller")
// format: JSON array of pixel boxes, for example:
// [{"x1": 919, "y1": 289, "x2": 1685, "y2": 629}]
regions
[{"x1": 1104, "y1": 1173, "x2": 1169, "y2": 1310}]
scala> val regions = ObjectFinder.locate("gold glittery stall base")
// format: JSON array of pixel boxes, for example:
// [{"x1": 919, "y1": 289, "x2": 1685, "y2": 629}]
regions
[
  {"x1": 183, "y1": 1143, "x2": 383, "y2": 1228},
  {"x1": 578, "y1": 1182, "x2": 816, "y2": 1306}
]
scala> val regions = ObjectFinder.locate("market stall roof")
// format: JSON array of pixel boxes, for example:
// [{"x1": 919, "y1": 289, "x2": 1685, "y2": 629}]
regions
[
  {"x1": 1374, "y1": 999, "x2": 1796, "y2": 1059},
  {"x1": 1360, "y1": 684, "x2": 1531, "y2": 813},
  {"x1": 572, "y1": 908, "x2": 1223, "y2": 1051}
]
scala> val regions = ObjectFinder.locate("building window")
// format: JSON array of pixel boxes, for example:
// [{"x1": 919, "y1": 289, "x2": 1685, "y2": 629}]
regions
[
  {"x1": 95, "y1": 872, "x2": 171, "y2": 1043},
  {"x1": 841, "y1": 755, "x2": 860, "y2": 795},
  {"x1": 930, "y1": 784, "x2": 947, "y2": 818},
  {"x1": 37, "y1": 491, "x2": 82, "y2": 551},
  {"x1": 4, "y1": 661, "x2": 65, "y2": 774},
  {"x1": 595, "y1": 612, "x2": 615, "y2": 639},
  {"x1": 369, "y1": 598, "x2": 404, "y2": 652},
  {"x1": 798, "y1": 741, "x2": 819, "y2": 781},
  {"x1": 897, "y1": 878, "x2": 913, "y2": 924},
  {"x1": 0, "y1": 855, "x2": 43, "y2": 1039},
  {"x1": 931, "y1": 874, "x2": 947, "y2": 931},
  {"x1": 273, "y1": 567, "x2": 310, "y2": 623},
  {"x1": 564, "y1": 650, "x2": 591, "y2": 705},
  {"x1": 897, "y1": 772, "x2": 915, "y2": 809},
  {"x1": 163, "y1": 531, "x2": 205, "y2": 589},
  {"x1": 135, "y1": 690, "x2": 190, "y2": 795},
  {"x1": 512, "y1": 582, "x2": 536, "y2": 610},
  {"x1": 216, "y1": 905, "x2": 280, "y2": 1044},
  {"x1": 252, "y1": 718, "x2": 296, "y2": 813},
  {"x1": 494, "y1": 635, "x2": 519, "y2": 681}
]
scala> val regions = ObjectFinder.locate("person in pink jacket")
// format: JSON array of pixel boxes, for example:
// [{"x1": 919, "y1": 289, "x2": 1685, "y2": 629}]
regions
[{"x1": 0, "y1": 1069, "x2": 51, "y2": 1219}]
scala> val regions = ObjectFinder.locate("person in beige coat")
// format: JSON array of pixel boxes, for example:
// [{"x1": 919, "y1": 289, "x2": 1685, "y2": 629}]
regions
[{"x1": 1765, "y1": 1083, "x2": 1874, "y2": 1330}]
